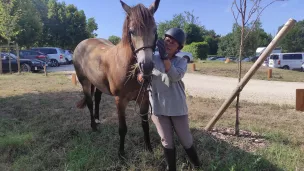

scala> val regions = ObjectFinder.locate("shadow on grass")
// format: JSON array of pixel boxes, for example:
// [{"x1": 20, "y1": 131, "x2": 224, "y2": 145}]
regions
[{"x1": 0, "y1": 90, "x2": 283, "y2": 171}]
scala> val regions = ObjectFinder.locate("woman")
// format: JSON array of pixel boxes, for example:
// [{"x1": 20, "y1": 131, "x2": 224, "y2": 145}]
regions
[{"x1": 138, "y1": 28, "x2": 200, "y2": 170}]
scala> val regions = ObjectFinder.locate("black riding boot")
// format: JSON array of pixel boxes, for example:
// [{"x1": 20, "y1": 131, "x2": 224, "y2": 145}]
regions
[
  {"x1": 184, "y1": 145, "x2": 201, "y2": 169},
  {"x1": 163, "y1": 147, "x2": 176, "y2": 171}
]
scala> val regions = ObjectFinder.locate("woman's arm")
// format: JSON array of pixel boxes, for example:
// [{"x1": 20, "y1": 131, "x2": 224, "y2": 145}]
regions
[{"x1": 163, "y1": 57, "x2": 187, "y2": 82}]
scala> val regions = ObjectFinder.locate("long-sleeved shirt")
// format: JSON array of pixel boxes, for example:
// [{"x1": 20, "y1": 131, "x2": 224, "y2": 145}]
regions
[{"x1": 149, "y1": 54, "x2": 188, "y2": 116}]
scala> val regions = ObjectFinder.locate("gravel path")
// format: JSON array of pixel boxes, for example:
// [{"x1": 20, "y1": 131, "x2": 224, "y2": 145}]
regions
[
  {"x1": 183, "y1": 73, "x2": 304, "y2": 106},
  {"x1": 49, "y1": 64, "x2": 304, "y2": 106}
]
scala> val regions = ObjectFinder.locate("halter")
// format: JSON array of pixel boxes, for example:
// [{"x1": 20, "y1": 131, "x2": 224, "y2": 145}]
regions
[{"x1": 128, "y1": 30, "x2": 158, "y2": 58}]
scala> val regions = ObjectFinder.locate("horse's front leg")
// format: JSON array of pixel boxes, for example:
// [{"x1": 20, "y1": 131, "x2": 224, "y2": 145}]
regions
[
  {"x1": 137, "y1": 93, "x2": 153, "y2": 152},
  {"x1": 94, "y1": 88, "x2": 102, "y2": 124},
  {"x1": 115, "y1": 96, "x2": 129, "y2": 157}
]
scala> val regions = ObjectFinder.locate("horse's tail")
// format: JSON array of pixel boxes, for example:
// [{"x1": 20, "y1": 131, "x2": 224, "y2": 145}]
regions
[{"x1": 76, "y1": 97, "x2": 87, "y2": 109}]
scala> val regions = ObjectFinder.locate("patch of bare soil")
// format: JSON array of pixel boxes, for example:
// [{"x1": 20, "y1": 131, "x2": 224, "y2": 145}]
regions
[{"x1": 209, "y1": 127, "x2": 267, "y2": 152}]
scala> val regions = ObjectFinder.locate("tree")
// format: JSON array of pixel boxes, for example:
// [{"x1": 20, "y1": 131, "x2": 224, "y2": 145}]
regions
[
  {"x1": 217, "y1": 21, "x2": 272, "y2": 57},
  {"x1": 156, "y1": 10, "x2": 221, "y2": 54},
  {"x1": 0, "y1": 0, "x2": 21, "y2": 73},
  {"x1": 278, "y1": 20, "x2": 304, "y2": 52},
  {"x1": 87, "y1": 18, "x2": 98, "y2": 38},
  {"x1": 183, "y1": 23, "x2": 204, "y2": 44},
  {"x1": 231, "y1": 0, "x2": 286, "y2": 135},
  {"x1": 15, "y1": 0, "x2": 43, "y2": 48},
  {"x1": 108, "y1": 35, "x2": 121, "y2": 45}
]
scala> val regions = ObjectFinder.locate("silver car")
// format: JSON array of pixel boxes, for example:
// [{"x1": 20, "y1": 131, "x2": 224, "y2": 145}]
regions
[{"x1": 31, "y1": 47, "x2": 66, "y2": 67}]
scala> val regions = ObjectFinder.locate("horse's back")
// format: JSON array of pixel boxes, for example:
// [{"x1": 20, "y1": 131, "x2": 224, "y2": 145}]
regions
[{"x1": 73, "y1": 38, "x2": 116, "y2": 95}]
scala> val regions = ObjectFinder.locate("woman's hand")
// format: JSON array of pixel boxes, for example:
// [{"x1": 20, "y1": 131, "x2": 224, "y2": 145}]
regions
[
  {"x1": 156, "y1": 39, "x2": 168, "y2": 60},
  {"x1": 137, "y1": 73, "x2": 144, "y2": 83}
]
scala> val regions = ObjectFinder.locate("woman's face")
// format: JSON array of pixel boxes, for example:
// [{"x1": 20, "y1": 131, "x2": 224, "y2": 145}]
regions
[{"x1": 164, "y1": 36, "x2": 179, "y2": 56}]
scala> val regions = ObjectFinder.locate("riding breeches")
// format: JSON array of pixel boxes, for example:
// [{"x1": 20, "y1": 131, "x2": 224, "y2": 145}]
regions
[{"x1": 151, "y1": 114, "x2": 193, "y2": 149}]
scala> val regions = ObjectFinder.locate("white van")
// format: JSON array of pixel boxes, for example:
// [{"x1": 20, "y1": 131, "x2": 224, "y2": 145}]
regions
[{"x1": 268, "y1": 53, "x2": 304, "y2": 70}]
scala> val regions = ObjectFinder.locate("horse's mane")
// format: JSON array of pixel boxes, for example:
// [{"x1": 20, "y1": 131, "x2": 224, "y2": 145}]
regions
[{"x1": 120, "y1": 4, "x2": 155, "y2": 58}]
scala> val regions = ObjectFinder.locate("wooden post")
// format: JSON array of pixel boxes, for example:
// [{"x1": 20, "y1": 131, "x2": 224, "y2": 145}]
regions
[
  {"x1": 44, "y1": 65, "x2": 47, "y2": 76},
  {"x1": 72, "y1": 73, "x2": 77, "y2": 85},
  {"x1": 16, "y1": 43, "x2": 20, "y2": 74},
  {"x1": 296, "y1": 89, "x2": 304, "y2": 111},
  {"x1": 267, "y1": 68, "x2": 272, "y2": 79},
  {"x1": 191, "y1": 63, "x2": 196, "y2": 71},
  {"x1": 0, "y1": 48, "x2": 2, "y2": 74},
  {"x1": 8, "y1": 42, "x2": 12, "y2": 74},
  {"x1": 204, "y1": 18, "x2": 297, "y2": 131}
]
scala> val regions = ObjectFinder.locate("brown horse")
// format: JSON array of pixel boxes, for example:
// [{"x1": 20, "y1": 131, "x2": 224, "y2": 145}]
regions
[{"x1": 73, "y1": 0, "x2": 160, "y2": 156}]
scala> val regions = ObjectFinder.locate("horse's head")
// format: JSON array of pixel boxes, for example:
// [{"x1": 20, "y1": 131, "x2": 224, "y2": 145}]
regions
[{"x1": 120, "y1": 0, "x2": 160, "y2": 80}]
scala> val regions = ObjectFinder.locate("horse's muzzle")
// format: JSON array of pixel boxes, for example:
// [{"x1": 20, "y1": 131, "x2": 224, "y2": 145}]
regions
[{"x1": 139, "y1": 61, "x2": 154, "y2": 77}]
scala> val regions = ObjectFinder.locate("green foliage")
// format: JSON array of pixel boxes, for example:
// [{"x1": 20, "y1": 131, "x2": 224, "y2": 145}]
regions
[
  {"x1": 217, "y1": 21, "x2": 273, "y2": 57},
  {"x1": 183, "y1": 23, "x2": 204, "y2": 44},
  {"x1": 157, "y1": 11, "x2": 220, "y2": 55},
  {"x1": 0, "y1": 0, "x2": 21, "y2": 42},
  {"x1": 0, "y1": 0, "x2": 98, "y2": 50},
  {"x1": 14, "y1": 0, "x2": 43, "y2": 48},
  {"x1": 278, "y1": 20, "x2": 304, "y2": 52},
  {"x1": 108, "y1": 35, "x2": 121, "y2": 45},
  {"x1": 183, "y1": 41, "x2": 209, "y2": 60}
]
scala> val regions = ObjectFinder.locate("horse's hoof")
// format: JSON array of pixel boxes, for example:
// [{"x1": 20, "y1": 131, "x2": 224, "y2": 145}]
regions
[
  {"x1": 118, "y1": 151, "x2": 126, "y2": 160},
  {"x1": 145, "y1": 145, "x2": 153, "y2": 153},
  {"x1": 91, "y1": 124, "x2": 98, "y2": 132},
  {"x1": 95, "y1": 119, "x2": 101, "y2": 124}
]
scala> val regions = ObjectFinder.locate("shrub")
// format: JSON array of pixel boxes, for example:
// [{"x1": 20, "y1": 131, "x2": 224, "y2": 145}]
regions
[{"x1": 182, "y1": 41, "x2": 209, "y2": 60}]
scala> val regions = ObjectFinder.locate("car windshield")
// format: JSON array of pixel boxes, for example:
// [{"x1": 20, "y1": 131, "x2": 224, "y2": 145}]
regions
[
  {"x1": 270, "y1": 55, "x2": 279, "y2": 60},
  {"x1": 59, "y1": 48, "x2": 65, "y2": 54}
]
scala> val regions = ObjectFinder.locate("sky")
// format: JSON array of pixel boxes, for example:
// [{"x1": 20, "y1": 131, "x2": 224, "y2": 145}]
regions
[{"x1": 58, "y1": 0, "x2": 304, "y2": 38}]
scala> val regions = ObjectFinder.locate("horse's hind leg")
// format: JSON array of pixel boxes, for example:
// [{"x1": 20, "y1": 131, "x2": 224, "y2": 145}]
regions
[
  {"x1": 94, "y1": 88, "x2": 102, "y2": 124},
  {"x1": 137, "y1": 94, "x2": 153, "y2": 152},
  {"x1": 79, "y1": 79, "x2": 97, "y2": 131},
  {"x1": 115, "y1": 96, "x2": 129, "y2": 157}
]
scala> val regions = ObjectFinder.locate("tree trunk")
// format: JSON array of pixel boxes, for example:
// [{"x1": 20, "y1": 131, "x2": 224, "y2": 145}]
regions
[
  {"x1": 8, "y1": 41, "x2": 12, "y2": 74},
  {"x1": 235, "y1": 19, "x2": 245, "y2": 136},
  {"x1": 16, "y1": 43, "x2": 20, "y2": 74},
  {"x1": 0, "y1": 48, "x2": 2, "y2": 74}
]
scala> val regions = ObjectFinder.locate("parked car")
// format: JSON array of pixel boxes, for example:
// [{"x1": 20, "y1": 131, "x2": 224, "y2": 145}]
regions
[
  {"x1": 301, "y1": 62, "x2": 304, "y2": 72},
  {"x1": 268, "y1": 53, "x2": 304, "y2": 70},
  {"x1": 64, "y1": 50, "x2": 73, "y2": 64},
  {"x1": 1, "y1": 53, "x2": 45, "y2": 73},
  {"x1": 154, "y1": 47, "x2": 194, "y2": 63},
  {"x1": 30, "y1": 47, "x2": 66, "y2": 67},
  {"x1": 10, "y1": 50, "x2": 49, "y2": 66}
]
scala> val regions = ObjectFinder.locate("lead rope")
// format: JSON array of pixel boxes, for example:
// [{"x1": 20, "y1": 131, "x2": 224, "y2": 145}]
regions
[{"x1": 134, "y1": 76, "x2": 153, "y2": 122}]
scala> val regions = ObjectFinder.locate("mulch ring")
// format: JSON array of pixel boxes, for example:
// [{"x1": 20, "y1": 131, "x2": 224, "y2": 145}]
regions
[{"x1": 208, "y1": 127, "x2": 268, "y2": 152}]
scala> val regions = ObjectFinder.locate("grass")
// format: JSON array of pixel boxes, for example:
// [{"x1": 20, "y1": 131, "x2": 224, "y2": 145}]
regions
[
  {"x1": 188, "y1": 60, "x2": 304, "y2": 82},
  {"x1": 0, "y1": 72, "x2": 304, "y2": 170}
]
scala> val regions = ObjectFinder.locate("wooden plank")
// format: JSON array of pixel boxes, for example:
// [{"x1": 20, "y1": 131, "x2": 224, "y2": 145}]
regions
[{"x1": 296, "y1": 89, "x2": 304, "y2": 111}]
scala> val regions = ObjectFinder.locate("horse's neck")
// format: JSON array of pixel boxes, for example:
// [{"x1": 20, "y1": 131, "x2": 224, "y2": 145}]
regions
[{"x1": 107, "y1": 44, "x2": 137, "y2": 81}]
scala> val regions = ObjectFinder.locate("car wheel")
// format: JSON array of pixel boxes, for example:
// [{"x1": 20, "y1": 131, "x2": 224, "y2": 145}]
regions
[
  {"x1": 282, "y1": 65, "x2": 289, "y2": 70},
  {"x1": 183, "y1": 56, "x2": 190, "y2": 63},
  {"x1": 21, "y1": 64, "x2": 31, "y2": 72},
  {"x1": 65, "y1": 58, "x2": 70, "y2": 65},
  {"x1": 50, "y1": 59, "x2": 59, "y2": 67}
]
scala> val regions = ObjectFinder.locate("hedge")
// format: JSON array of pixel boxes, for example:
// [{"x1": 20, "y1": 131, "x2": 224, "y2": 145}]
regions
[{"x1": 182, "y1": 41, "x2": 209, "y2": 60}]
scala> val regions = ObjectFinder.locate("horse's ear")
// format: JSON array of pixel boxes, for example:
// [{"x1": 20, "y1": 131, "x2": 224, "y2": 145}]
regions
[
  {"x1": 120, "y1": 0, "x2": 131, "y2": 14},
  {"x1": 149, "y1": 0, "x2": 160, "y2": 14}
]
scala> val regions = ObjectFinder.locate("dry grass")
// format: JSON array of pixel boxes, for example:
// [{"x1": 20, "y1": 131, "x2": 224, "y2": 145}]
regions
[
  {"x1": 0, "y1": 73, "x2": 303, "y2": 170},
  {"x1": 188, "y1": 61, "x2": 304, "y2": 82}
]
